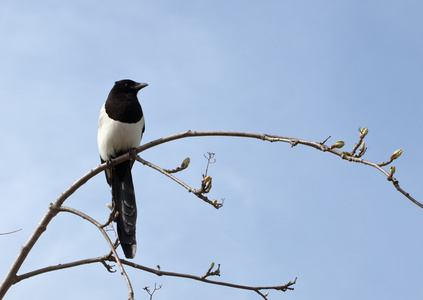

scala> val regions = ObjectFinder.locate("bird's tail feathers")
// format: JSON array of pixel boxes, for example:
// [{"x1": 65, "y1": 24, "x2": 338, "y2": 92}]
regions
[{"x1": 112, "y1": 160, "x2": 137, "y2": 259}]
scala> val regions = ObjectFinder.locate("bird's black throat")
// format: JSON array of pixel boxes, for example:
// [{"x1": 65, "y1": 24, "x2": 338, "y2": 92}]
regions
[{"x1": 105, "y1": 93, "x2": 143, "y2": 124}]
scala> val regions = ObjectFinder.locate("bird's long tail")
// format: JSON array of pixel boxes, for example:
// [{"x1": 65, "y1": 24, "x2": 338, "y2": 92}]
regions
[{"x1": 111, "y1": 160, "x2": 137, "y2": 259}]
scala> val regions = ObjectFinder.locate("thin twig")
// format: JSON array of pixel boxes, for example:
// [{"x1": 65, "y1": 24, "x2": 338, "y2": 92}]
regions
[
  {"x1": 0, "y1": 229, "x2": 22, "y2": 235},
  {"x1": 14, "y1": 255, "x2": 114, "y2": 283},
  {"x1": 378, "y1": 158, "x2": 394, "y2": 167},
  {"x1": 203, "y1": 152, "x2": 216, "y2": 177},
  {"x1": 320, "y1": 136, "x2": 331, "y2": 145},
  {"x1": 201, "y1": 262, "x2": 220, "y2": 279},
  {"x1": 135, "y1": 155, "x2": 223, "y2": 208},
  {"x1": 163, "y1": 157, "x2": 190, "y2": 174},
  {"x1": 144, "y1": 283, "x2": 162, "y2": 300}
]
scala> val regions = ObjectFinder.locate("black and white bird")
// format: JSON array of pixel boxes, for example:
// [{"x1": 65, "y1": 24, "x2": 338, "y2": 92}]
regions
[{"x1": 97, "y1": 79, "x2": 148, "y2": 259}]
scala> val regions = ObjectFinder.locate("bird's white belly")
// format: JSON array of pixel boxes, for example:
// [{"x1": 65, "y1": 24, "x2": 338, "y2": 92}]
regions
[{"x1": 97, "y1": 105, "x2": 144, "y2": 160}]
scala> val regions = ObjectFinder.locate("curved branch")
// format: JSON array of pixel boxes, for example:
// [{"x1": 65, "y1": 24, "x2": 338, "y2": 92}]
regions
[
  {"x1": 133, "y1": 131, "x2": 421, "y2": 209},
  {"x1": 1, "y1": 130, "x2": 419, "y2": 299},
  {"x1": 14, "y1": 256, "x2": 112, "y2": 283}
]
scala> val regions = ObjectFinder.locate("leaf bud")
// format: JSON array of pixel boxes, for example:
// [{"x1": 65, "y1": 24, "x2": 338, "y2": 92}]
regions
[
  {"x1": 357, "y1": 141, "x2": 366, "y2": 156},
  {"x1": 330, "y1": 140, "x2": 345, "y2": 149},
  {"x1": 390, "y1": 149, "x2": 403, "y2": 161},
  {"x1": 203, "y1": 176, "x2": 212, "y2": 192},
  {"x1": 181, "y1": 157, "x2": 190, "y2": 169},
  {"x1": 360, "y1": 127, "x2": 369, "y2": 138},
  {"x1": 106, "y1": 203, "x2": 113, "y2": 211},
  {"x1": 390, "y1": 166, "x2": 396, "y2": 176}
]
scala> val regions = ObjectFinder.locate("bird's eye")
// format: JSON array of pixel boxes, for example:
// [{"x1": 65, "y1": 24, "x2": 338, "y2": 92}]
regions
[{"x1": 124, "y1": 83, "x2": 129, "y2": 87}]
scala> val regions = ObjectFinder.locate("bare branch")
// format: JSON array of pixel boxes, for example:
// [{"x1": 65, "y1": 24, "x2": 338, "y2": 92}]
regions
[
  {"x1": 14, "y1": 255, "x2": 115, "y2": 283},
  {"x1": 0, "y1": 229, "x2": 22, "y2": 235},
  {"x1": 14, "y1": 254, "x2": 294, "y2": 299},
  {"x1": 1, "y1": 129, "x2": 418, "y2": 299},
  {"x1": 109, "y1": 258, "x2": 297, "y2": 296},
  {"x1": 378, "y1": 158, "x2": 395, "y2": 167},
  {"x1": 320, "y1": 135, "x2": 331, "y2": 145},
  {"x1": 100, "y1": 208, "x2": 118, "y2": 228},
  {"x1": 388, "y1": 177, "x2": 422, "y2": 208},
  {"x1": 131, "y1": 130, "x2": 419, "y2": 209},
  {"x1": 143, "y1": 283, "x2": 162, "y2": 300},
  {"x1": 203, "y1": 152, "x2": 216, "y2": 177},
  {"x1": 135, "y1": 155, "x2": 223, "y2": 209}
]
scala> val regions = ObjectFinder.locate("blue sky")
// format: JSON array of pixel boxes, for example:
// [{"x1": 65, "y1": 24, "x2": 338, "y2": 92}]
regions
[{"x1": 1, "y1": 1, "x2": 423, "y2": 299}]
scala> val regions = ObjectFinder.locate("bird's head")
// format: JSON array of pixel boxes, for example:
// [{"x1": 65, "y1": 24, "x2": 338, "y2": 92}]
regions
[{"x1": 114, "y1": 79, "x2": 148, "y2": 94}]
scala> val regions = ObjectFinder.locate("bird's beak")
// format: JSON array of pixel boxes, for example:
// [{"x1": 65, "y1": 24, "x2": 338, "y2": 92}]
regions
[{"x1": 135, "y1": 82, "x2": 148, "y2": 90}]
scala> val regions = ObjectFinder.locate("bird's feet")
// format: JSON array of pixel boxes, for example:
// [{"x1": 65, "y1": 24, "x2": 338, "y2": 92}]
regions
[
  {"x1": 128, "y1": 147, "x2": 138, "y2": 160},
  {"x1": 106, "y1": 158, "x2": 113, "y2": 169}
]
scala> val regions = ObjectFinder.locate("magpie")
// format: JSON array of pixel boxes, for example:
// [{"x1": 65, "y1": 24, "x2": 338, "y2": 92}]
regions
[{"x1": 97, "y1": 79, "x2": 148, "y2": 259}]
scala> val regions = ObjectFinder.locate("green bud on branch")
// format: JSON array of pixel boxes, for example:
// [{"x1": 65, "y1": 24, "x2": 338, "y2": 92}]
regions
[
  {"x1": 390, "y1": 166, "x2": 396, "y2": 176},
  {"x1": 181, "y1": 157, "x2": 190, "y2": 170},
  {"x1": 390, "y1": 149, "x2": 403, "y2": 161},
  {"x1": 331, "y1": 140, "x2": 345, "y2": 149},
  {"x1": 357, "y1": 141, "x2": 367, "y2": 156},
  {"x1": 360, "y1": 127, "x2": 369, "y2": 139},
  {"x1": 203, "y1": 176, "x2": 212, "y2": 192}
]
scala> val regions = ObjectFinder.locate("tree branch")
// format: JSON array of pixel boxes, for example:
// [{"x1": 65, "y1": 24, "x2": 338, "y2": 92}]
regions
[
  {"x1": 0, "y1": 229, "x2": 22, "y2": 235},
  {"x1": 135, "y1": 156, "x2": 223, "y2": 208},
  {"x1": 1, "y1": 129, "x2": 419, "y2": 299},
  {"x1": 13, "y1": 254, "x2": 296, "y2": 298},
  {"x1": 116, "y1": 258, "x2": 297, "y2": 295},
  {"x1": 14, "y1": 255, "x2": 114, "y2": 283},
  {"x1": 132, "y1": 130, "x2": 420, "y2": 209}
]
